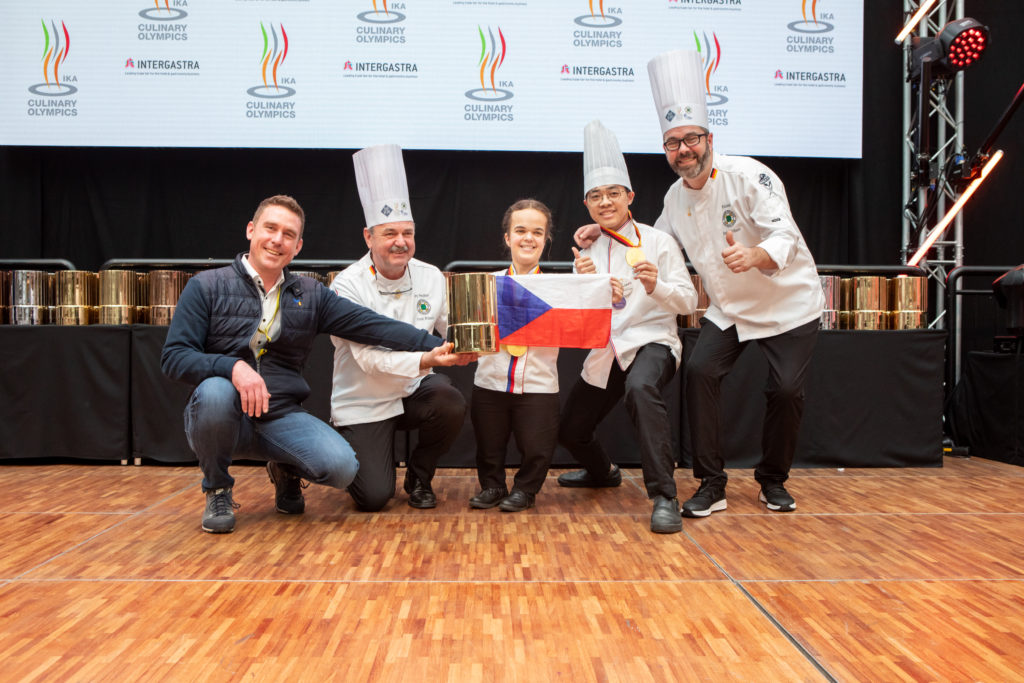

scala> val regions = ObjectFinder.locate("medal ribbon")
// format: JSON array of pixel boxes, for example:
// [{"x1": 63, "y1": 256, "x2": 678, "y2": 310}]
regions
[{"x1": 599, "y1": 214, "x2": 642, "y2": 249}]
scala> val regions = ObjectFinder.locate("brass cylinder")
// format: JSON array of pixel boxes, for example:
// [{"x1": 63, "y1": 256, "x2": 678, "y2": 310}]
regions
[
  {"x1": 691, "y1": 274, "x2": 710, "y2": 309},
  {"x1": 11, "y1": 271, "x2": 50, "y2": 325},
  {"x1": 99, "y1": 270, "x2": 137, "y2": 307},
  {"x1": 0, "y1": 270, "x2": 9, "y2": 323},
  {"x1": 57, "y1": 271, "x2": 98, "y2": 307},
  {"x1": 56, "y1": 306, "x2": 97, "y2": 326},
  {"x1": 150, "y1": 306, "x2": 176, "y2": 326},
  {"x1": 852, "y1": 310, "x2": 885, "y2": 330},
  {"x1": 839, "y1": 310, "x2": 851, "y2": 330},
  {"x1": 819, "y1": 310, "x2": 839, "y2": 330},
  {"x1": 327, "y1": 271, "x2": 342, "y2": 286},
  {"x1": 888, "y1": 310, "x2": 927, "y2": 330},
  {"x1": 148, "y1": 270, "x2": 189, "y2": 306},
  {"x1": 445, "y1": 272, "x2": 498, "y2": 353},
  {"x1": 99, "y1": 306, "x2": 135, "y2": 325},
  {"x1": 819, "y1": 275, "x2": 840, "y2": 311},
  {"x1": 839, "y1": 277, "x2": 854, "y2": 311},
  {"x1": 888, "y1": 276, "x2": 927, "y2": 312},
  {"x1": 851, "y1": 276, "x2": 885, "y2": 311}
]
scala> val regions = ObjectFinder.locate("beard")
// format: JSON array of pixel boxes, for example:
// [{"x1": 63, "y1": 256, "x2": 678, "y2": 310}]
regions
[{"x1": 672, "y1": 144, "x2": 712, "y2": 180}]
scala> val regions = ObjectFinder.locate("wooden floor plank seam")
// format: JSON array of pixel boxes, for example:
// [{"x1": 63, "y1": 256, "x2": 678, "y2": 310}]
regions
[
  {"x1": 681, "y1": 523, "x2": 840, "y2": 681},
  {"x1": 6, "y1": 480, "x2": 198, "y2": 582}
]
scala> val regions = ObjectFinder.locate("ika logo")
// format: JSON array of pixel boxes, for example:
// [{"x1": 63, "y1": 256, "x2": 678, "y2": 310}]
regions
[
  {"x1": 466, "y1": 26, "x2": 512, "y2": 102},
  {"x1": 788, "y1": 0, "x2": 834, "y2": 33},
  {"x1": 358, "y1": 0, "x2": 405, "y2": 24},
  {"x1": 575, "y1": 1, "x2": 622, "y2": 28},
  {"x1": 139, "y1": 0, "x2": 188, "y2": 21},
  {"x1": 694, "y1": 31, "x2": 728, "y2": 107},
  {"x1": 30, "y1": 20, "x2": 76, "y2": 96},
  {"x1": 248, "y1": 22, "x2": 294, "y2": 99}
]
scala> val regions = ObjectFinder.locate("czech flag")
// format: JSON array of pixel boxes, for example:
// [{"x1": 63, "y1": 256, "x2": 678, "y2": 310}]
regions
[{"x1": 496, "y1": 274, "x2": 611, "y2": 349}]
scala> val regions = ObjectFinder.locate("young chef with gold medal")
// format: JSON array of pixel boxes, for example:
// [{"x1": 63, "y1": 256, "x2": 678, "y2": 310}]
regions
[
  {"x1": 468, "y1": 199, "x2": 561, "y2": 512},
  {"x1": 557, "y1": 120, "x2": 698, "y2": 534}
]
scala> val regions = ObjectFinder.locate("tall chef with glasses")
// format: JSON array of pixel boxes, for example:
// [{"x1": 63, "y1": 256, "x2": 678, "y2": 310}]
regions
[
  {"x1": 329, "y1": 144, "x2": 476, "y2": 512},
  {"x1": 580, "y1": 50, "x2": 824, "y2": 519}
]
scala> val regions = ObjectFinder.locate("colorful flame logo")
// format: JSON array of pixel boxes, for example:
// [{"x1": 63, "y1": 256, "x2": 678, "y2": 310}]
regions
[
  {"x1": 139, "y1": 0, "x2": 187, "y2": 21},
  {"x1": 801, "y1": 0, "x2": 819, "y2": 26},
  {"x1": 575, "y1": 0, "x2": 622, "y2": 28},
  {"x1": 259, "y1": 22, "x2": 289, "y2": 91},
  {"x1": 358, "y1": 0, "x2": 405, "y2": 24},
  {"x1": 693, "y1": 31, "x2": 728, "y2": 107},
  {"x1": 40, "y1": 19, "x2": 70, "y2": 88},
  {"x1": 477, "y1": 25, "x2": 506, "y2": 93},
  {"x1": 788, "y1": 0, "x2": 833, "y2": 33}
]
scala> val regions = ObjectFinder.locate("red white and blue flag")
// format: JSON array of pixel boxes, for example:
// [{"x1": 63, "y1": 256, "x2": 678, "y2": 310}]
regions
[{"x1": 496, "y1": 274, "x2": 611, "y2": 349}]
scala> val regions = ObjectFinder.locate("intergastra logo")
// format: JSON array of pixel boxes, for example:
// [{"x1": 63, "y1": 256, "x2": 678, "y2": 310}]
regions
[
  {"x1": 139, "y1": 0, "x2": 188, "y2": 21},
  {"x1": 787, "y1": 0, "x2": 834, "y2": 34},
  {"x1": 27, "y1": 19, "x2": 77, "y2": 117},
  {"x1": 575, "y1": 1, "x2": 621, "y2": 28},
  {"x1": 694, "y1": 31, "x2": 729, "y2": 108},
  {"x1": 29, "y1": 19, "x2": 76, "y2": 97}
]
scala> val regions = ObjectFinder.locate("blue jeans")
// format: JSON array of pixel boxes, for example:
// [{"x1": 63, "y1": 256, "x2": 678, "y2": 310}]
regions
[{"x1": 184, "y1": 377, "x2": 359, "y2": 492}]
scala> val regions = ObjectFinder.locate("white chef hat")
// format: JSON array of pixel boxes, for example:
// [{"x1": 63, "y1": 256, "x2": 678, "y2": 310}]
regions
[
  {"x1": 353, "y1": 144, "x2": 414, "y2": 229},
  {"x1": 647, "y1": 49, "x2": 709, "y2": 134},
  {"x1": 582, "y1": 119, "x2": 631, "y2": 196}
]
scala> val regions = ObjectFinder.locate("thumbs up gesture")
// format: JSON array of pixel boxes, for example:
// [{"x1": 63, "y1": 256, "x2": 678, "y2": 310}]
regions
[
  {"x1": 721, "y1": 230, "x2": 774, "y2": 273},
  {"x1": 572, "y1": 246, "x2": 597, "y2": 274}
]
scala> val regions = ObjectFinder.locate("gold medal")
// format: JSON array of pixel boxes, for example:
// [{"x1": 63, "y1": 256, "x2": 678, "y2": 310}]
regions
[
  {"x1": 625, "y1": 247, "x2": 645, "y2": 267},
  {"x1": 505, "y1": 344, "x2": 527, "y2": 357}
]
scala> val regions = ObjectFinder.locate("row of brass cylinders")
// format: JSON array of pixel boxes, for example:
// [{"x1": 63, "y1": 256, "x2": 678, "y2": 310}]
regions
[
  {"x1": 820, "y1": 275, "x2": 928, "y2": 330},
  {"x1": 676, "y1": 274, "x2": 928, "y2": 330},
  {"x1": 0, "y1": 270, "x2": 191, "y2": 325}
]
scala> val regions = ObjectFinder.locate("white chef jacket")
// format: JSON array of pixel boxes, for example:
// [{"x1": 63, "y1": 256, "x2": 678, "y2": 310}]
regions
[
  {"x1": 473, "y1": 268, "x2": 559, "y2": 395},
  {"x1": 579, "y1": 220, "x2": 697, "y2": 389},
  {"x1": 654, "y1": 153, "x2": 824, "y2": 342},
  {"x1": 329, "y1": 253, "x2": 447, "y2": 427}
]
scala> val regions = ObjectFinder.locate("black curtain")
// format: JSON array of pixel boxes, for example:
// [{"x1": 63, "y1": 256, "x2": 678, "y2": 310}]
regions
[{"x1": 2, "y1": 0, "x2": 1020, "y2": 273}]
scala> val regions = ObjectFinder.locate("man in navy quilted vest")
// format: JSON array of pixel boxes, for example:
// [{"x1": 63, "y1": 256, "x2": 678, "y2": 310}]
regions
[{"x1": 162, "y1": 194, "x2": 460, "y2": 534}]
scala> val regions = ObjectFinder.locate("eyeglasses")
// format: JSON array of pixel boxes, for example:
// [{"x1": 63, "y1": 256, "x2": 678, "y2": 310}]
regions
[
  {"x1": 662, "y1": 133, "x2": 708, "y2": 151},
  {"x1": 585, "y1": 187, "x2": 627, "y2": 204}
]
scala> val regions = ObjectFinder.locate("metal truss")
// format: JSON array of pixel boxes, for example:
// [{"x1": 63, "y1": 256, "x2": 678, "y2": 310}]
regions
[{"x1": 901, "y1": 0, "x2": 968, "y2": 331}]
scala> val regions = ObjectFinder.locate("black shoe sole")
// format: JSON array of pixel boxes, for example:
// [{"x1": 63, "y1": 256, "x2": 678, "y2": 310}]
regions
[
  {"x1": 469, "y1": 498, "x2": 506, "y2": 510},
  {"x1": 408, "y1": 498, "x2": 437, "y2": 509}
]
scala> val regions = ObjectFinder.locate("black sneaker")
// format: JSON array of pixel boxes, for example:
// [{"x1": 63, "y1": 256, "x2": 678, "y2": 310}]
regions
[
  {"x1": 681, "y1": 480, "x2": 727, "y2": 518},
  {"x1": 759, "y1": 483, "x2": 796, "y2": 512},
  {"x1": 202, "y1": 488, "x2": 239, "y2": 534},
  {"x1": 650, "y1": 495, "x2": 682, "y2": 534},
  {"x1": 267, "y1": 462, "x2": 306, "y2": 515},
  {"x1": 556, "y1": 464, "x2": 622, "y2": 488}
]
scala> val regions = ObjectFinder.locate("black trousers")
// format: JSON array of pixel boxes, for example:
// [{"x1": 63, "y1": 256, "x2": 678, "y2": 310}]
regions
[
  {"x1": 558, "y1": 343, "x2": 678, "y2": 500},
  {"x1": 335, "y1": 373, "x2": 466, "y2": 511},
  {"x1": 685, "y1": 318, "x2": 819, "y2": 488},
  {"x1": 470, "y1": 387, "x2": 560, "y2": 495}
]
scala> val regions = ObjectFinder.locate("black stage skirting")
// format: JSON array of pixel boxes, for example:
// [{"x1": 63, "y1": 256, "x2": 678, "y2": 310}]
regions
[
  {"x1": 949, "y1": 350, "x2": 1024, "y2": 466},
  {"x1": 0, "y1": 326, "x2": 945, "y2": 468}
]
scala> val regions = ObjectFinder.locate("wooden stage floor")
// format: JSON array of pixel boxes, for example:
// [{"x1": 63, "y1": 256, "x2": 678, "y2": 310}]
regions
[{"x1": 2, "y1": 457, "x2": 1024, "y2": 681}]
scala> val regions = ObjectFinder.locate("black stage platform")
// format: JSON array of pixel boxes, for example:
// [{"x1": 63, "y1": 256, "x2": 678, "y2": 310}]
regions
[{"x1": 0, "y1": 325, "x2": 945, "y2": 468}]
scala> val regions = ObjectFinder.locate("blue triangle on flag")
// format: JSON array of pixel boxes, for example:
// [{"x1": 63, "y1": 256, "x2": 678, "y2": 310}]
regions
[{"x1": 497, "y1": 275, "x2": 551, "y2": 338}]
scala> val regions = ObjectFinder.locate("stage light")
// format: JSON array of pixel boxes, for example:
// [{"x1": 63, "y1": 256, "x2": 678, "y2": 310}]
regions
[
  {"x1": 910, "y1": 17, "x2": 989, "y2": 79},
  {"x1": 908, "y1": 150, "x2": 1003, "y2": 267},
  {"x1": 895, "y1": 0, "x2": 940, "y2": 45}
]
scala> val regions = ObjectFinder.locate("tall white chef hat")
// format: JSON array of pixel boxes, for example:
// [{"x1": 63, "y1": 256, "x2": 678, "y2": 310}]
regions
[
  {"x1": 353, "y1": 144, "x2": 414, "y2": 229},
  {"x1": 647, "y1": 49, "x2": 709, "y2": 134},
  {"x1": 582, "y1": 119, "x2": 631, "y2": 196}
]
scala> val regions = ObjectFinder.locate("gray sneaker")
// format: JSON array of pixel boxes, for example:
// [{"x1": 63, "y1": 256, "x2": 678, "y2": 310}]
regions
[{"x1": 202, "y1": 488, "x2": 239, "y2": 534}]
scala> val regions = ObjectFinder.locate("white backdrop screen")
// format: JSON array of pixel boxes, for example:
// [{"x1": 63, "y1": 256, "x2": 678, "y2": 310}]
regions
[{"x1": 3, "y1": 1, "x2": 863, "y2": 158}]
